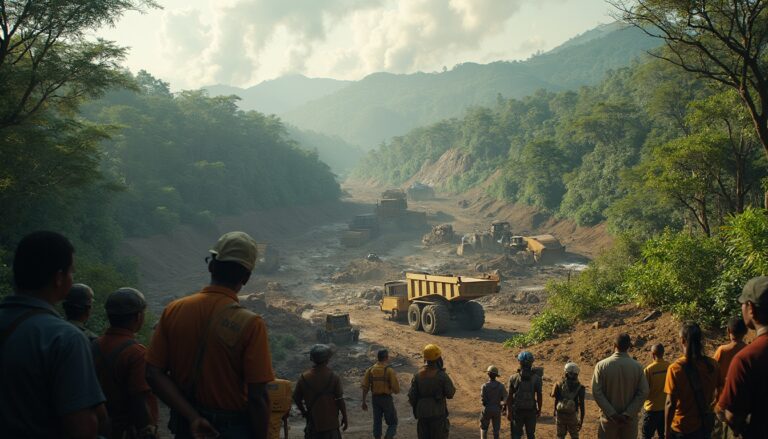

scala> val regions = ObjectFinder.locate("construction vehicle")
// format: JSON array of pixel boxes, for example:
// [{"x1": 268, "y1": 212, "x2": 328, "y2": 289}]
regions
[
  {"x1": 380, "y1": 272, "x2": 500, "y2": 335},
  {"x1": 341, "y1": 214, "x2": 379, "y2": 247},
  {"x1": 253, "y1": 243, "x2": 280, "y2": 274},
  {"x1": 316, "y1": 313, "x2": 360, "y2": 344},
  {"x1": 490, "y1": 221, "x2": 512, "y2": 242},
  {"x1": 407, "y1": 183, "x2": 435, "y2": 201},
  {"x1": 524, "y1": 234, "x2": 566, "y2": 263},
  {"x1": 380, "y1": 281, "x2": 409, "y2": 321}
]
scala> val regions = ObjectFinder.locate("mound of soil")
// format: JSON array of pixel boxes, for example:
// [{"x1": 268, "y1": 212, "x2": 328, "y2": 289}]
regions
[
  {"x1": 422, "y1": 224, "x2": 456, "y2": 246},
  {"x1": 476, "y1": 288, "x2": 546, "y2": 315},
  {"x1": 533, "y1": 304, "x2": 722, "y2": 367},
  {"x1": 329, "y1": 259, "x2": 401, "y2": 283}
]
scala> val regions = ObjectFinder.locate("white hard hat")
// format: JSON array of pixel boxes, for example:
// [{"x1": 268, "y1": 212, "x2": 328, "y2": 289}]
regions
[{"x1": 564, "y1": 362, "x2": 580, "y2": 375}]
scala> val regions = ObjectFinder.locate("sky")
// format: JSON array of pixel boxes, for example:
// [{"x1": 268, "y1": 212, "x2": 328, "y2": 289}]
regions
[{"x1": 98, "y1": 0, "x2": 614, "y2": 90}]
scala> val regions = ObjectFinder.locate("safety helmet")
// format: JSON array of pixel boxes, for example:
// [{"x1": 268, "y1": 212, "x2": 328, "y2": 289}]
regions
[
  {"x1": 309, "y1": 344, "x2": 333, "y2": 364},
  {"x1": 423, "y1": 344, "x2": 442, "y2": 362},
  {"x1": 517, "y1": 351, "x2": 534, "y2": 365},
  {"x1": 486, "y1": 365, "x2": 499, "y2": 376},
  {"x1": 564, "y1": 362, "x2": 580, "y2": 375}
]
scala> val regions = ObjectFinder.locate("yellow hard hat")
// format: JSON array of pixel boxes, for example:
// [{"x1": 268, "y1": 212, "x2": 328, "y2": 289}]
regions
[{"x1": 423, "y1": 344, "x2": 442, "y2": 361}]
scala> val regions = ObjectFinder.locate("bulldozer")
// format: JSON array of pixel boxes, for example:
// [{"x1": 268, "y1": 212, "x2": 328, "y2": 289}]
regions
[
  {"x1": 316, "y1": 313, "x2": 360, "y2": 344},
  {"x1": 380, "y1": 272, "x2": 500, "y2": 335}
]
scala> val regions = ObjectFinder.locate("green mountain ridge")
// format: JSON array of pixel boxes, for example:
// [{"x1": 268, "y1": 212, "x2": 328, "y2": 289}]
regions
[
  {"x1": 204, "y1": 74, "x2": 351, "y2": 115},
  {"x1": 282, "y1": 24, "x2": 661, "y2": 148}
]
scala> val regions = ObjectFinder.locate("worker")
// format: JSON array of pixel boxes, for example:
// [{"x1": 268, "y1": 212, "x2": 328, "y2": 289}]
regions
[
  {"x1": 63, "y1": 283, "x2": 98, "y2": 341},
  {"x1": 267, "y1": 379, "x2": 292, "y2": 439},
  {"x1": 641, "y1": 344, "x2": 669, "y2": 439},
  {"x1": 94, "y1": 287, "x2": 158, "y2": 439},
  {"x1": 408, "y1": 344, "x2": 456, "y2": 439},
  {"x1": 146, "y1": 231, "x2": 275, "y2": 438},
  {"x1": 480, "y1": 365, "x2": 507, "y2": 439},
  {"x1": 362, "y1": 349, "x2": 400, "y2": 439},
  {"x1": 293, "y1": 344, "x2": 348, "y2": 439},
  {"x1": 0, "y1": 231, "x2": 107, "y2": 437},
  {"x1": 712, "y1": 317, "x2": 747, "y2": 439},
  {"x1": 506, "y1": 351, "x2": 542, "y2": 439},
  {"x1": 552, "y1": 362, "x2": 585, "y2": 439}
]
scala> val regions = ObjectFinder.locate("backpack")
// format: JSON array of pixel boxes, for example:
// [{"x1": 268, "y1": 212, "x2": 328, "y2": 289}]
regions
[
  {"x1": 512, "y1": 370, "x2": 539, "y2": 410},
  {"x1": 556, "y1": 381, "x2": 582, "y2": 415}
]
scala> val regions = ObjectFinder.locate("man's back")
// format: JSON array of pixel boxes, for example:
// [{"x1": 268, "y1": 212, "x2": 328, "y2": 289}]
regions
[
  {"x1": 94, "y1": 328, "x2": 159, "y2": 433},
  {"x1": 713, "y1": 341, "x2": 746, "y2": 384},
  {"x1": 643, "y1": 359, "x2": 669, "y2": 412},
  {"x1": 146, "y1": 285, "x2": 274, "y2": 411},
  {"x1": 0, "y1": 295, "x2": 105, "y2": 437},
  {"x1": 592, "y1": 352, "x2": 647, "y2": 417},
  {"x1": 295, "y1": 366, "x2": 343, "y2": 432},
  {"x1": 665, "y1": 356, "x2": 721, "y2": 434},
  {"x1": 718, "y1": 334, "x2": 768, "y2": 439},
  {"x1": 481, "y1": 380, "x2": 506, "y2": 411},
  {"x1": 409, "y1": 366, "x2": 456, "y2": 419},
  {"x1": 364, "y1": 362, "x2": 400, "y2": 395}
]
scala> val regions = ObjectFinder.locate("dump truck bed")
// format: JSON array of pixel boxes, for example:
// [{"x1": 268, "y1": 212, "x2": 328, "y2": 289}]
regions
[{"x1": 405, "y1": 272, "x2": 499, "y2": 301}]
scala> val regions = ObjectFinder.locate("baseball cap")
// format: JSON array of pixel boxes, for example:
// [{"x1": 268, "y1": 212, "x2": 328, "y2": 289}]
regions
[
  {"x1": 739, "y1": 276, "x2": 768, "y2": 307},
  {"x1": 64, "y1": 284, "x2": 94, "y2": 308},
  {"x1": 210, "y1": 231, "x2": 258, "y2": 271},
  {"x1": 105, "y1": 287, "x2": 147, "y2": 315}
]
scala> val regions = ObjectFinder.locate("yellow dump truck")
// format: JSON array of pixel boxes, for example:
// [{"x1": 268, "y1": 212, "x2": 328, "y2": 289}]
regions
[
  {"x1": 524, "y1": 234, "x2": 565, "y2": 263},
  {"x1": 380, "y1": 272, "x2": 500, "y2": 335}
]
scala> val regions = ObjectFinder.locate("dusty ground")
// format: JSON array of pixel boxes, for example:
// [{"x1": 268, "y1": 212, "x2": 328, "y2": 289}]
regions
[{"x1": 124, "y1": 183, "x2": 727, "y2": 439}]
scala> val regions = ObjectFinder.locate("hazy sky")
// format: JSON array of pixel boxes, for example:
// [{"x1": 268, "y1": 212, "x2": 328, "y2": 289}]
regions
[{"x1": 98, "y1": 0, "x2": 614, "y2": 90}]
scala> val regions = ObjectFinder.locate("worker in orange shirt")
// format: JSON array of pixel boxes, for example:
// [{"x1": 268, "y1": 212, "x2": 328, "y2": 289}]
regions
[{"x1": 146, "y1": 231, "x2": 275, "y2": 438}]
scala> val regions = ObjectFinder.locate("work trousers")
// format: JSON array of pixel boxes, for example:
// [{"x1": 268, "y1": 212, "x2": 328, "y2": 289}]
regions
[
  {"x1": 372, "y1": 394, "x2": 398, "y2": 439},
  {"x1": 480, "y1": 408, "x2": 502, "y2": 439},
  {"x1": 556, "y1": 419, "x2": 579, "y2": 439},
  {"x1": 712, "y1": 421, "x2": 736, "y2": 439},
  {"x1": 669, "y1": 430, "x2": 711, "y2": 439},
  {"x1": 511, "y1": 409, "x2": 537, "y2": 439},
  {"x1": 642, "y1": 410, "x2": 665, "y2": 439},
  {"x1": 304, "y1": 427, "x2": 342, "y2": 439},
  {"x1": 172, "y1": 409, "x2": 250, "y2": 439},
  {"x1": 598, "y1": 416, "x2": 639, "y2": 439},
  {"x1": 416, "y1": 416, "x2": 450, "y2": 439}
]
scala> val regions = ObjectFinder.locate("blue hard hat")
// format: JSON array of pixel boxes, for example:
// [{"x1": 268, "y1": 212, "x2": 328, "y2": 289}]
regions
[{"x1": 517, "y1": 351, "x2": 534, "y2": 365}]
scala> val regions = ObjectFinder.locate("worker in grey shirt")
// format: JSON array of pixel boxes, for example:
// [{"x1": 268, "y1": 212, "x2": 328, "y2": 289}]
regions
[
  {"x1": 591, "y1": 333, "x2": 649, "y2": 439},
  {"x1": 0, "y1": 231, "x2": 107, "y2": 438}
]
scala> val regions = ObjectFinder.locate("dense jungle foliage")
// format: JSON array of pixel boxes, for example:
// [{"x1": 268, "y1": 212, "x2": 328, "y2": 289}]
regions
[
  {"x1": 0, "y1": 1, "x2": 341, "y2": 336},
  {"x1": 356, "y1": 51, "x2": 768, "y2": 342}
]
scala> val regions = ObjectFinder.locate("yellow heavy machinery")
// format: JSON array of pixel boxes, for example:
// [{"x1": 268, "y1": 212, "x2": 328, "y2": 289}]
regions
[{"x1": 380, "y1": 272, "x2": 500, "y2": 335}]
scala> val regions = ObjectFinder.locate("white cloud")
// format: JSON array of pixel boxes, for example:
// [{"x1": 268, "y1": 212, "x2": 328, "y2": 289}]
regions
[{"x1": 158, "y1": 0, "x2": 546, "y2": 87}]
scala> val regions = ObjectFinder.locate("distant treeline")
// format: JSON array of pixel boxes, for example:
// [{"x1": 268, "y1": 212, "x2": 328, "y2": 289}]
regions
[
  {"x1": 355, "y1": 55, "x2": 766, "y2": 237},
  {"x1": 0, "y1": 70, "x2": 341, "y2": 333}
]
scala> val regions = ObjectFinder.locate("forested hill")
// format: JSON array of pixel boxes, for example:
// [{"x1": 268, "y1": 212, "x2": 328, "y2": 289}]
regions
[
  {"x1": 282, "y1": 24, "x2": 660, "y2": 148},
  {"x1": 354, "y1": 56, "x2": 764, "y2": 238},
  {"x1": 204, "y1": 74, "x2": 351, "y2": 115}
]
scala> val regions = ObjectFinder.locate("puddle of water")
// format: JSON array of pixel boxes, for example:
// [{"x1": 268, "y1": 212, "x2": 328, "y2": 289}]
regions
[{"x1": 556, "y1": 262, "x2": 589, "y2": 271}]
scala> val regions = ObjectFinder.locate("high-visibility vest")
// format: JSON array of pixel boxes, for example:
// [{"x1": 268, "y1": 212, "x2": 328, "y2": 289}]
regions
[{"x1": 267, "y1": 379, "x2": 292, "y2": 439}]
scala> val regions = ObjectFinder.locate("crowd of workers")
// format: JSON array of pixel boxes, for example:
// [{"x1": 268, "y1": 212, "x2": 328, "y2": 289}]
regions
[{"x1": 0, "y1": 229, "x2": 766, "y2": 439}]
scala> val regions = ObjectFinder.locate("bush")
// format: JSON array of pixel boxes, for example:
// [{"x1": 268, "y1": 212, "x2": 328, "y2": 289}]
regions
[{"x1": 504, "y1": 235, "x2": 640, "y2": 347}]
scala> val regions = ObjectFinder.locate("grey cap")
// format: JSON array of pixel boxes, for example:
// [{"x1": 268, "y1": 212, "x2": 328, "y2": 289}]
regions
[
  {"x1": 64, "y1": 284, "x2": 94, "y2": 308},
  {"x1": 740, "y1": 276, "x2": 768, "y2": 307},
  {"x1": 105, "y1": 287, "x2": 147, "y2": 315},
  {"x1": 310, "y1": 344, "x2": 333, "y2": 364}
]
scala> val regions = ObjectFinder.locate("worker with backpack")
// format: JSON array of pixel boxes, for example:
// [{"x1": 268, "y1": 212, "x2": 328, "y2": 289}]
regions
[
  {"x1": 293, "y1": 344, "x2": 348, "y2": 439},
  {"x1": 506, "y1": 351, "x2": 542, "y2": 439},
  {"x1": 551, "y1": 362, "x2": 585, "y2": 438}
]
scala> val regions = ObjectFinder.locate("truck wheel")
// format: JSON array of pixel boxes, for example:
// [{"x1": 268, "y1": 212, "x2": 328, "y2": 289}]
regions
[
  {"x1": 460, "y1": 301, "x2": 485, "y2": 330},
  {"x1": 421, "y1": 304, "x2": 450, "y2": 335},
  {"x1": 408, "y1": 303, "x2": 422, "y2": 331}
]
